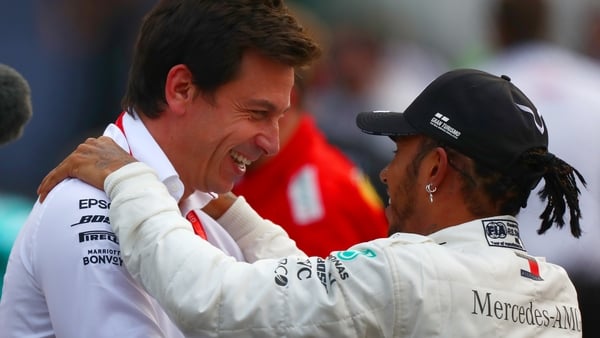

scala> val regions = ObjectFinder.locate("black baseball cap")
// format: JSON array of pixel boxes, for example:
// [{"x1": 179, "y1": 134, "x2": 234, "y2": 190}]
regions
[{"x1": 356, "y1": 68, "x2": 548, "y2": 176}]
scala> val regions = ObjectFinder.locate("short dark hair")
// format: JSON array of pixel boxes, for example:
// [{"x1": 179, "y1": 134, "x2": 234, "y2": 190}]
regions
[
  {"x1": 122, "y1": 0, "x2": 321, "y2": 118},
  {"x1": 0, "y1": 64, "x2": 32, "y2": 145}
]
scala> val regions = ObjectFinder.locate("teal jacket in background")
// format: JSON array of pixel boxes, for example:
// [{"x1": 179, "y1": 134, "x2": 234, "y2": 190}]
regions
[{"x1": 0, "y1": 194, "x2": 33, "y2": 297}]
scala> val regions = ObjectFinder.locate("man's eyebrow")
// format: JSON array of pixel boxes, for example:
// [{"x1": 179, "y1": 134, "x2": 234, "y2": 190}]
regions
[{"x1": 246, "y1": 99, "x2": 290, "y2": 113}]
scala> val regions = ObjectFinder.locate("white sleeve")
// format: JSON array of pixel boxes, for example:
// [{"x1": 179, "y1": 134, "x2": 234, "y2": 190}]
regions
[
  {"x1": 105, "y1": 162, "x2": 393, "y2": 337},
  {"x1": 215, "y1": 196, "x2": 306, "y2": 261}
]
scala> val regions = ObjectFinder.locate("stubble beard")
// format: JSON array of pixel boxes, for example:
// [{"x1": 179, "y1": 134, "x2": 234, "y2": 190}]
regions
[{"x1": 387, "y1": 171, "x2": 419, "y2": 236}]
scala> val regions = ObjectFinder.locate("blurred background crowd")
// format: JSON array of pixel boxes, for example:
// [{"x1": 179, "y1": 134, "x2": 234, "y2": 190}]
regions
[{"x1": 1, "y1": 0, "x2": 600, "y2": 336}]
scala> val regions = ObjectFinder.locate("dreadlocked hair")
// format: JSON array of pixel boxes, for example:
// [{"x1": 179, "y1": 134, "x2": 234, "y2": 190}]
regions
[
  {"x1": 519, "y1": 149, "x2": 587, "y2": 238},
  {"x1": 413, "y1": 140, "x2": 586, "y2": 238},
  {"x1": 449, "y1": 149, "x2": 527, "y2": 218},
  {"x1": 471, "y1": 148, "x2": 586, "y2": 238}
]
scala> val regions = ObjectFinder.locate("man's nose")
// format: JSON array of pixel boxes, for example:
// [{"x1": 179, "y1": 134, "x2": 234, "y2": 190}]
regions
[{"x1": 256, "y1": 122, "x2": 280, "y2": 156}]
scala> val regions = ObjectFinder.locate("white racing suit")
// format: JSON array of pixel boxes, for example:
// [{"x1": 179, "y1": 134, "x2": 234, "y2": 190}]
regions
[{"x1": 106, "y1": 162, "x2": 582, "y2": 337}]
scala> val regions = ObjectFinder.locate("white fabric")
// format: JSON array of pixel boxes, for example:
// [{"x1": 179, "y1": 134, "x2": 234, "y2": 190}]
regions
[
  {"x1": 179, "y1": 192, "x2": 244, "y2": 260},
  {"x1": 477, "y1": 43, "x2": 600, "y2": 280},
  {"x1": 0, "y1": 113, "x2": 244, "y2": 337},
  {"x1": 118, "y1": 111, "x2": 185, "y2": 201},
  {"x1": 106, "y1": 162, "x2": 582, "y2": 337}
]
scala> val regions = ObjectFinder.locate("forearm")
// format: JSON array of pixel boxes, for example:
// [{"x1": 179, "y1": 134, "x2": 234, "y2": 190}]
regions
[{"x1": 106, "y1": 162, "x2": 238, "y2": 333}]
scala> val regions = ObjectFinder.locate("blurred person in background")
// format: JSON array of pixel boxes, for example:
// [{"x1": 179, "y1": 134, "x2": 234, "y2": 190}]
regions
[
  {"x1": 306, "y1": 23, "x2": 394, "y2": 201},
  {"x1": 303, "y1": 2, "x2": 448, "y2": 201},
  {"x1": 233, "y1": 71, "x2": 388, "y2": 257},
  {"x1": 582, "y1": 5, "x2": 600, "y2": 62},
  {"x1": 0, "y1": 64, "x2": 32, "y2": 145},
  {"x1": 0, "y1": 63, "x2": 34, "y2": 297},
  {"x1": 0, "y1": 0, "x2": 320, "y2": 336},
  {"x1": 473, "y1": 0, "x2": 600, "y2": 335}
]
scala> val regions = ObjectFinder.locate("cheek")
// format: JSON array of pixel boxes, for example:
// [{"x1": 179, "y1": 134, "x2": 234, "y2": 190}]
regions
[
  {"x1": 388, "y1": 163, "x2": 416, "y2": 196},
  {"x1": 384, "y1": 160, "x2": 403, "y2": 184},
  {"x1": 388, "y1": 178, "x2": 405, "y2": 204}
]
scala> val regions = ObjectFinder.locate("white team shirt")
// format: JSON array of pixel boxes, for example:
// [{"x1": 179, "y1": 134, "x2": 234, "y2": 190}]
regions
[{"x1": 0, "y1": 112, "x2": 244, "y2": 337}]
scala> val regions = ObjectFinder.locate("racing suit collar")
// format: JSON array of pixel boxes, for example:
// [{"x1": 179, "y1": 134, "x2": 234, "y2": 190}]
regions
[{"x1": 428, "y1": 216, "x2": 527, "y2": 252}]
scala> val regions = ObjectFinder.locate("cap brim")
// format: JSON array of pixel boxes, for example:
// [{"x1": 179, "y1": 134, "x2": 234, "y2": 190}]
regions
[{"x1": 356, "y1": 111, "x2": 419, "y2": 136}]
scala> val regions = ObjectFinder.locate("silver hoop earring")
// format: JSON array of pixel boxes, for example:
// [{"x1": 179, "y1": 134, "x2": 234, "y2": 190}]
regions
[{"x1": 425, "y1": 183, "x2": 437, "y2": 203}]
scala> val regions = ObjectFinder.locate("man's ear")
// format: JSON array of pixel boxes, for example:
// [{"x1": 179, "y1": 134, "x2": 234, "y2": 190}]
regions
[
  {"x1": 427, "y1": 146, "x2": 449, "y2": 188},
  {"x1": 165, "y1": 64, "x2": 195, "y2": 116}
]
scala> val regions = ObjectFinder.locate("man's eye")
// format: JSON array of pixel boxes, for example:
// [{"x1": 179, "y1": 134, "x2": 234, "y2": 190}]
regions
[{"x1": 250, "y1": 110, "x2": 268, "y2": 118}]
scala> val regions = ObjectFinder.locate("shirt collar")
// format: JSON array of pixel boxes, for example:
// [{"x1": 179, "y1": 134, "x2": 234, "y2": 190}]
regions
[
  {"x1": 178, "y1": 191, "x2": 218, "y2": 216},
  {"x1": 103, "y1": 111, "x2": 185, "y2": 202}
]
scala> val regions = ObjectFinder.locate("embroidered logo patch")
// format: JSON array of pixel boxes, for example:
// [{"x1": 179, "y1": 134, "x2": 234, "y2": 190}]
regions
[
  {"x1": 481, "y1": 219, "x2": 525, "y2": 251},
  {"x1": 430, "y1": 112, "x2": 461, "y2": 139}
]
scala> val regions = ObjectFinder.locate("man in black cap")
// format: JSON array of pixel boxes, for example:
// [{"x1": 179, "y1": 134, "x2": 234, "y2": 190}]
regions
[{"x1": 36, "y1": 69, "x2": 585, "y2": 337}]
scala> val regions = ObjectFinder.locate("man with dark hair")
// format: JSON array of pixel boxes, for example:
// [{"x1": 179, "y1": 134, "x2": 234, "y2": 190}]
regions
[
  {"x1": 0, "y1": 0, "x2": 319, "y2": 336},
  {"x1": 232, "y1": 73, "x2": 388, "y2": 257},
  {"x1": 0, "y1": 63, "x2": 33, "y2": 296},
  {"x1": 0, "y1": 64, "x2": 32, "y2": 145},
  {"x1": 36, "y1": 69, "x2": 585, "y2": 337}
]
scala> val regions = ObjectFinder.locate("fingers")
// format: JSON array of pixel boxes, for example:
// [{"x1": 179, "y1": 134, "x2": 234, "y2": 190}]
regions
[
  {"x1": 37, "y1": 141, "x2": 88, "y2": 202},
  {"x1": 37, "y1": 156, "x2": 74, "y2": 202},
  {"x1": 37, "y1": 168, "x2": 57, "y2": 202},
  {"x1": 37, "y1": 137, "x2": 134, "y2": 202}
]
